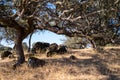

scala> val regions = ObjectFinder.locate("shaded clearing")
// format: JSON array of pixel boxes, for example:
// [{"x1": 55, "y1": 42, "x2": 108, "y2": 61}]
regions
[{"x1": 0, "y1": 48, "x2": 120, "y2": 80}]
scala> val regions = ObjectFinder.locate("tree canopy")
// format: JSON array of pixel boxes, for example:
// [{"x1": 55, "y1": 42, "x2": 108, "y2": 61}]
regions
[{"x1": 0, "y1": 0, "x2": 120, "y2": 66}]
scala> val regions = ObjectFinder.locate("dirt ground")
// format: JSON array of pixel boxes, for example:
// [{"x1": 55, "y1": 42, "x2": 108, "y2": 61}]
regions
[{"x1": 0, "y1": 47, "x2": 120, "y2": 80}]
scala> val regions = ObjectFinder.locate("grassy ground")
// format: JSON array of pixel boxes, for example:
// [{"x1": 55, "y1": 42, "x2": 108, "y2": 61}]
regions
[{"x1": 0, "y1": 47, "x2": 120, "y2": 80}]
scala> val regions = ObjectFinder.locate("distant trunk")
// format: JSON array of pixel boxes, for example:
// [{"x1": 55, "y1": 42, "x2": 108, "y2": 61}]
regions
[
  {"x1": 90, "y1": 40, "x2": 96, "y2": 48},
  {"x1": 28, "y1": 32, "x2": 33, "y2": 52},
  {"x1": 87, "y1": 37, "x2": 96, "y2": 48}
]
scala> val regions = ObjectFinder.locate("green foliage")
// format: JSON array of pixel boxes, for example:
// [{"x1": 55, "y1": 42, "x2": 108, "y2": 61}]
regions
[
  {"x1": 0, "y1": 0, "x2": 120, "y2": 47},
  {"x1": 64, "y1": 37, "x2": 89, "y2": 49}
]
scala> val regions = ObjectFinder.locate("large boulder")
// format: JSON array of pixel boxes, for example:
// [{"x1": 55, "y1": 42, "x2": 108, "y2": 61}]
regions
[
  {"x1": 27, "y1": 57, "x2": 46, "y2": 68},
  {"x1": 57, "y1": 45, "x2": 67, "y2": 54},
  {"x1": 0, "y1": 51, "x2": 12, "y2": 59},
  {"x1": 46, "y1": 43, "x2": 58, "y2": 57},
  {"x1": 31, "y1": 42, "x2": 50, "y2": 53}
]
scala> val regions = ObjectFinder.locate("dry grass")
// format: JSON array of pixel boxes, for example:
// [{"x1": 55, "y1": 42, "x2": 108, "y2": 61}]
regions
[{"x1": 0, "y1": 47, "x2": 120, "y2": 80}]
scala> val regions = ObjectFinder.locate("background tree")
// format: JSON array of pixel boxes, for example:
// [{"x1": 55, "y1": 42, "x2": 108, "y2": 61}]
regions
[
  {"x1": 64, "y1": 37, "x2": 90, "y2": 49},
  {"x1": 22, "y1": 42, "x2": 28, "y2": 51},
  {"x1": 0, "y1": 0, "x2": 120, "y2": 66}
]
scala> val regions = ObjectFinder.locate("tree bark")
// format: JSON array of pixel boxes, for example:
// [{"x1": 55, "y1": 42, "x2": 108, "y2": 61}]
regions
[{"x1": 14, "y1": 30, "x2": 25, "y2": 66}]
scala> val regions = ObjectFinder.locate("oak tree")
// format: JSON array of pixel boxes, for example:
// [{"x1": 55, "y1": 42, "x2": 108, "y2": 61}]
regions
[{"x1": 0, "y1": 0, "x2": 120, "y2": 66}]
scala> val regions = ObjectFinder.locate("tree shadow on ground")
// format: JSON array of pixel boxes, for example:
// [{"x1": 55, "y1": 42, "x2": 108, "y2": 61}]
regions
[
  {"x1": 44, "y1": 48, "x2": 120, "y2": 80},
  {"x1": 0, "y1": 48, "x2": 120, "y2": 80},
  {"x1": 92, "y1": 55, "x2": 120, "y2": 80}
]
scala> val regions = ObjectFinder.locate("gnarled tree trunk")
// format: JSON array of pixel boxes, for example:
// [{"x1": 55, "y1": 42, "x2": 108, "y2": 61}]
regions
[{"x1": 14, "y1": 30, "x2": 25, "y2": 66}]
